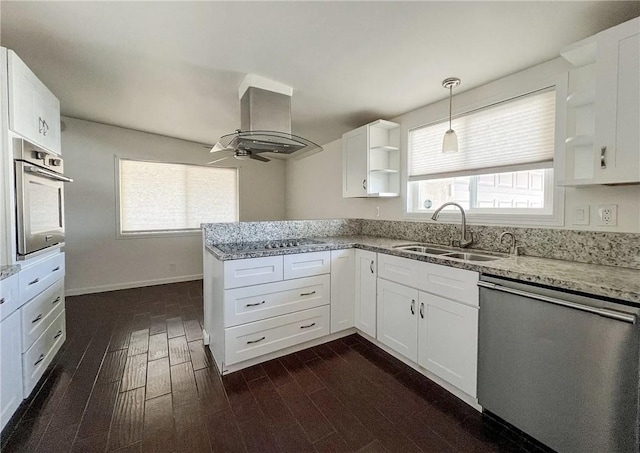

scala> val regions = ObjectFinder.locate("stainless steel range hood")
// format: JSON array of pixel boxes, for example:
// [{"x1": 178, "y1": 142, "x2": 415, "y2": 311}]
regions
[{"x1": 218, "y1": 75, "x2": 323, "y2": 159}]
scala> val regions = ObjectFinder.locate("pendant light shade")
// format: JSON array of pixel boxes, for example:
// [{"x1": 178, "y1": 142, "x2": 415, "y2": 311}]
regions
[{"x1": 442, "y1": 77, "x2": 461, "y2": 154}]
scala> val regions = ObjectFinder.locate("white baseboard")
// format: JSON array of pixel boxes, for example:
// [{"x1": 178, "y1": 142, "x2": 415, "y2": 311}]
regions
[{"x1": 65, "y1": 274, "x2": 203, "y2": 296}]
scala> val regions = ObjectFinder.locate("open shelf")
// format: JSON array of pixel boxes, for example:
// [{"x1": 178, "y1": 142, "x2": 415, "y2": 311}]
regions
[
  {"x1": 370, "y1": 168, "x2": 399, "y2": 174},
  {"x1": 565, "y1": 134, "x2": 594, "y2": 146},
  {"x1": 368, "y1": 192, "x2": 399, "y2": 198},
  {"x1": 370, "y1": 145, "x2": 399, "y2": 152}
]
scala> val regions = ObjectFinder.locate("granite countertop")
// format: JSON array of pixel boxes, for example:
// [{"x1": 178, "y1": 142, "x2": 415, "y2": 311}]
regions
[
  {"x1": 0, "y1": 265, "x2": 20, "y2": 281},
  {"x1": 206, "y1": 235, "x2": 640, "y2": 304}
]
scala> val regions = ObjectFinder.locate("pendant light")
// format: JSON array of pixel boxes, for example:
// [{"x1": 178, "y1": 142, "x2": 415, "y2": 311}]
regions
[{"x1": 442, "y1": 77, "x2": 461, "y2": 153}]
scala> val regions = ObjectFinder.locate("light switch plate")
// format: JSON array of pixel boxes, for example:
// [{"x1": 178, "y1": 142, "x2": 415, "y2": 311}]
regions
[{"x1": 572, "y1": 204, "x2": 590, "y2": 225}]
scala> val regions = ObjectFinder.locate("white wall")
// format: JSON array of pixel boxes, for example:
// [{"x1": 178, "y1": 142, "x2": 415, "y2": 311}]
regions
[
  {"x1": 63, "y1": 117, "x2": 285, "y2": 295},
  {"x1": 286, "y1": 59, "x2": 640, "y2": 233}
]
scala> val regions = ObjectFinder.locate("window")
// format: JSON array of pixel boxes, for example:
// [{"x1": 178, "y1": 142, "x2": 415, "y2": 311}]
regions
[
  {"x1": 118, "y1": 159, "x2": 238, "y2": 235},
  {"x1": 407, "y1": 89, "x2": 560, "y2": 223}
]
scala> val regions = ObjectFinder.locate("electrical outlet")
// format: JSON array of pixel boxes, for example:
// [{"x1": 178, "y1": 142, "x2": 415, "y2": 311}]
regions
[{"x1": 596, "y1": 204, "x2": 618, "y2": 226}]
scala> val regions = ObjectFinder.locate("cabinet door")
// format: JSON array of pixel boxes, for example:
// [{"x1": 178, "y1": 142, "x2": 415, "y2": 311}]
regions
[
  {"x1": 1, "y1": 310, "x2": 23, "y2": 430},
  {"x1": 342, "y1": 126, "x2": 368, "y2": 198},
  {"x1": 354, "y1": 249, "x2": 376, "y2": 337},
  {"x1": 594, "y1": 18, "x2": 639, "y2": 184},
  {"x1": 330, "y1": 249, "x2": 355, "y2": 333},
  {"x1": 377, "y1": 279, "x2": 418, "y2": 362},
  {"x1": 418, "y1": 291, "x2": 478, "y2": 397}
]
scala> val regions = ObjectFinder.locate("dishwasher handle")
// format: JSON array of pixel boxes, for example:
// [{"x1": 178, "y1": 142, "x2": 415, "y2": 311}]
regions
[{"x1": 478, "y1": 281, "x2": 636, "y2": 324}]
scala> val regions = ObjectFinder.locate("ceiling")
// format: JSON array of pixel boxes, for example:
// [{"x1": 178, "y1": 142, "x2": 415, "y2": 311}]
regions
[{"x1": 2, "y1": 1, "x2": 639, "y2": 150}]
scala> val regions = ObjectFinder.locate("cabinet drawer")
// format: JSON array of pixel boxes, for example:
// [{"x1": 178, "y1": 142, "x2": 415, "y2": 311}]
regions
[
  {"x1": 20, "y1": 253, "x2": 65, "y2": 303},
  {"x1": 224, "y1": 256, "x2": 283, "y2": 289},
  {"x1": 0, "y1": 274, "x2": 21, "y2": 322},
  {"x1": 421, "y1": 262, "x2": 479, "y2": 307},
  {"x1": 283, "y1": 251, "x2": 331, "y2": 280},
  {"x1": 23, "y1": 309, "x2": 66, "y2": 396},
  {"x1": 224, "y1": 275, "x2": 330, "y2": 327},
  {"x1": 21, "y1": 278, "x2": 65, "y2": 352},
  {"x1": 224, "y1": 306, "x2": 330, "y2": 366},
  {"x1": 378, "y1": 253, "x2": 426, "y2": 289}
]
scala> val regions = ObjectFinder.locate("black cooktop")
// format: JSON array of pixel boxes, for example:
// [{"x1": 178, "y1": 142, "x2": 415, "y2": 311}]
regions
[{"x1": 214, "y1": 238, "x2": 325, "y2": 254}]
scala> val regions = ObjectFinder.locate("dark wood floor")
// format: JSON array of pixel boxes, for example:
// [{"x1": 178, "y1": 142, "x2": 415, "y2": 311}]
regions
[{"x1": 1, "y1": 280, "x2": 552, "y2": 453}]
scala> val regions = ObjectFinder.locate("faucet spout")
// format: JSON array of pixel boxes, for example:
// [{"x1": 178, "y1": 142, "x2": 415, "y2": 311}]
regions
[{"x1": 431, "y1": 202, "x2": 473, "y2": 248}]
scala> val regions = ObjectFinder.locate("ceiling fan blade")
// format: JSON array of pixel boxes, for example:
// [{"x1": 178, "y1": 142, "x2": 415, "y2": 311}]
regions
[
  {"x1": 210, "y1": 141, "x2": 234, "y2": 153},
  {"x1": 249, "y1": 154, "x2": 270, "y2": 162},
  {"x1": 207, "y1": 156, "x2": 232, "y2": 164}
]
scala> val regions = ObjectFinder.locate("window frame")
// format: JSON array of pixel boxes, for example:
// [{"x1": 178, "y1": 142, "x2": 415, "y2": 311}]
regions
[
  {"x1": 404, "y1": 72, "x2": 566, "y2": 227},
  {"x1": 115, "y1": 156, "x2": 239, "y2": 239}
]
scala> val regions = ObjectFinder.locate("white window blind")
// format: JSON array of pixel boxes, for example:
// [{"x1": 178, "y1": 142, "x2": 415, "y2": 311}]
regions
[
  {"x1": 119, "y1": 159, "x2": 238, "y2": 233},
  {"x1": 409, "y1": 89, "x2": 556, "y2": 181}
]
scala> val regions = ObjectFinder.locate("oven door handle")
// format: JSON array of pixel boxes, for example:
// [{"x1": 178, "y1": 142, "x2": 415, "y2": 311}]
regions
[{"x1": 24, "y1": 165, "x2": 73, "y2": 183}]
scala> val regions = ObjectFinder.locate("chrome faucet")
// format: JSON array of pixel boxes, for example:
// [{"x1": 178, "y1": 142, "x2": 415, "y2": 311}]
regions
[
  {"x1": 499, "y1": 231, "x2": 522, "y2": 256},
  {"x1": 431, "y1": 202, "x2": 473, "y2": 248}
]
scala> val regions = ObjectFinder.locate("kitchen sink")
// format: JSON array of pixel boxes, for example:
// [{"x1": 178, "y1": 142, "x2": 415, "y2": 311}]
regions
[
  {"x1": 394, "y1": 244, "x2": 504, "y2": 262},
  {"x1": 441, "y1": 252, "x2": 501, "y2": 262},
  {"x1": 395, "y1": 245, "x2": 452, "y2": 255}
]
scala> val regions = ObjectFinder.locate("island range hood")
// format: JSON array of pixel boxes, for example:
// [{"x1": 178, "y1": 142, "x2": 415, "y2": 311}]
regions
[{"x1": 209, "y1": 75, "x2": 323, "y2": 163}]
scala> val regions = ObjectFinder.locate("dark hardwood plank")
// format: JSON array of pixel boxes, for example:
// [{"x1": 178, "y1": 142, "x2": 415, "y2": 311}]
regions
[
  {"x1": 279, "y1": 355, "x2": 325, "y2": 394},
  {"x1": 356, "y1": 440, "x2": 387, "y2": 453},
  {"x1": 166, "y1": 317, "x2": 185, "y2": 338},
  {"x1": 34, "y1": 422, "x2": 79, "y2": 453},
  {"x1": 149, "y1": 315, "x2": 167, "y2": 336},
  {"x1": 309, "y1": 388, "x2": 373, "y2": 451},
  {"x1": 128, "y1": 329, "x2": 150, "y2": 357},
  {"x1": 121, "y1": 354, "x2": 148, "y2": 392},
  {"x1": 170, "y1": 362, "x2": 199, "y2": 407},
  {"x1": 313, "y1": 432, "x2": 353, "y2": 453},
  {"x1": 188, "y1": 340, "x2": 213, "y2": 371},
  {"x1": 71, "y1": 433, "x2": 109, "y2": 453},
  {"x1": 194, "y1": 367, "x2": 229, "y2": 414},
  {"x1": 246, "y1": 376, "x2": 295, "y2": 429},
  {"x1": 97, "y1": 350, "x2": 128, "y2": 385},
  {"x1": 184, "y1": 319, "x2": 203, "y2": 342},
  {"x1": 272, "y1": 421, "x2": 316, "y2": 452},
  {"x1": 146, "y1": 358, "x2": 171, "y2": 400},
  {"x1": 240, "y1": 364, "x2": 266, "y2": 382},
  {"x1": 109, "y1": 327, "x2": 132, "y2": 352},
  {"x1": 142, "y1": 394, "x2": 175, "y2": 453},
  {"x1": 173, "y1": 403, "x2": 212, "y2": 453},
  {"x1": 206, "y1": 409, "x2": 246, "y2": 453},
  {"x1": 112, "y1": 441, "x2": 142, "y2": 452},
  {"x1": 276, "y1": 380, "x2": 335, "y2": 443},
  {"x1": 262, "y1": 359, "x2": 293, "y2": 388},
  {"x1": 168, "y1": 336, "x2": 190, "y2": 366},
  {"x1": 108, "y1": 387, "x2": 146, "y2": 450},
  {"x1": 148, "y1": 333, "x2": 169, "y2": 361},
  {"x1": 76, "y1": 380, "x2": 120, "y2": 441}
]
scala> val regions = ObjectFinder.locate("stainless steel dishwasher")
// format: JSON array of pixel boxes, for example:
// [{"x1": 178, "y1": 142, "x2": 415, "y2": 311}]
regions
[{"x1": 478, "y1": 275, "x2": 639, "y2": 453}]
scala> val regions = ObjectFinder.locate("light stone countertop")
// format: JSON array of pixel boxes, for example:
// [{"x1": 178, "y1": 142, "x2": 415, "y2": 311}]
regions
[
  {"x1": 206, "y1": 235, "x2": 640, "y2": 305},
  {"x1": 0, "y1": 265, "x2": 20, "y2": 281}
]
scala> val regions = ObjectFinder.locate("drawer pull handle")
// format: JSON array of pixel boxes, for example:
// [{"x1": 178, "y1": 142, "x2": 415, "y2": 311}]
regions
[
  {"x1": 410, "y1": 299, "x2": 415, "y2": 315},
  {"x1": 32, "y1": 314, "x2": 43, "y2": 323},
  {"x1": 300, "y1": 322, "x2": 316, "y2": 329},
  {"x1": 247, "y1": 336, "x2": 266, "y2": 345},
  {"x1": 370, "y1": 261, "x2": 374, "y2": 274},
  {"x1": 52, "y1": 296, "x2": 61, "y2": 305},
  {"x1": 0, "y1": 297, "x2": 5, "y2": 305},
  {"x1": 29, "y1": 278, "x2": 40, "y2": 286},
  {"x1": 300, "y1": 291, "x2": 316, "y2": 297},
  {"x1": 420, "y1": 302, "x2": 424, "y2": 319},
  {"x1": 34, "y1": 354, "x2": 45, "y2": 366},
  {"x1": 52, "y1": 266, "x2": 61, "y2": 272},
  {"x1": 246, "y1": 300, "x2": 265, "y2": 307},
  {"x1": 54, "y1": 330, "x2": 63, "y2": 339}
]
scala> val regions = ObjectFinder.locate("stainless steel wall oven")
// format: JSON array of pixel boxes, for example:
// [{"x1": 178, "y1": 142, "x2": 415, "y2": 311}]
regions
[{"x1": 14, "y1": 138, "x2": 72, "y2": 259}]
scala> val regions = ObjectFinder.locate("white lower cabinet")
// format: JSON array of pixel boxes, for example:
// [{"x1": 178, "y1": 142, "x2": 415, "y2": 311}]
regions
[
  {"x1": 330, "y1": 249, "x2": 355, "y2": 333},
  {"x1": 355, "y1": 249, "x2": 377, "y2": 337},
  {"x1": 375, "y1": 254, "x2": 479, "y2": 399},
  {"x1": 377, "y1": 278, "x2": 418, "y2": 362},
  {"x1": 0, "y1": 309, "x2": 23, "y2": 431},
  {"x1": 418, "y1": 292, "x2": 478, "y2": 397}
]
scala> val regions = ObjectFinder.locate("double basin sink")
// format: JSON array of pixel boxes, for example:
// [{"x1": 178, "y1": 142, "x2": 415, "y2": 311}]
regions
[{"x1": 393, "y1": 244, "x2": 504, "y2": 262}]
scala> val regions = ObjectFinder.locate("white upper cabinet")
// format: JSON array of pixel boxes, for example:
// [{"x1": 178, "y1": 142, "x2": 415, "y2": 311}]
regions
[
  {"x1": 7, "y1": 50, "x2": 61, "y2": 155},
  {"x1": 559, "y1": 17, "x2": 639, "y2": 185},
  {"x1": 343, "y1": 120, "x2": 400, "y2": 198}
]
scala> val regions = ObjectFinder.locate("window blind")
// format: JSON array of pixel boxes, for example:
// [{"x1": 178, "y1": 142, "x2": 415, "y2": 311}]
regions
[
  {"x1": 409, "y1": 89, "x2": 556, "y2": 181},
  {"x1": 119, "y1": 160, "x2": 238, "y2": 232}
]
